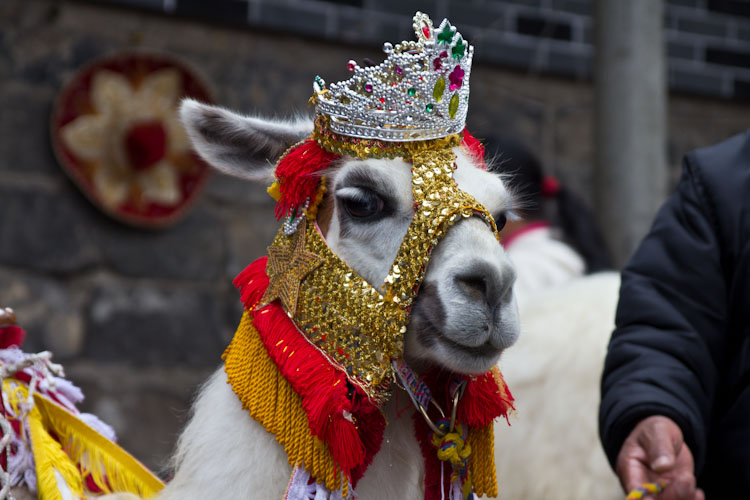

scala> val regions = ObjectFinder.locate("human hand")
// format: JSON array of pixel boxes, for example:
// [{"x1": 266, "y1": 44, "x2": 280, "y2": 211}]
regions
[{"x1": 616, "y1": 416, "x2": 705, "y2": 500}]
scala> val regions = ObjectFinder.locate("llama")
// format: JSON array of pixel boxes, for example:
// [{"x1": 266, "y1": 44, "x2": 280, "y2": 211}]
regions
[
  {"x1": 493, "y1": 272, "x2": 623, "y2": 499},
  {"x1": 137, "y1": 92, "x2": 521, "y2": 498}
]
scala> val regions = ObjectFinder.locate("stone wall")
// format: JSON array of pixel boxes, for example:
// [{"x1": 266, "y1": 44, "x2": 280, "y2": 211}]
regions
[{"x1": 0, "y1": 0, "x2": 748, "y2": 472}]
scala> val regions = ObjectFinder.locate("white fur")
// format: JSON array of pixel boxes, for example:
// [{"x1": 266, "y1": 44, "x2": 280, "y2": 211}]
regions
[{"x1": 493, "y1": 272, "x2": 622, "y2": 499}]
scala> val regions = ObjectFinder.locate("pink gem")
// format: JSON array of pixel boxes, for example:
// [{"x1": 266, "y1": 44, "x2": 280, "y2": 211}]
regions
[
  {"x1": 395, "y1": 64, "x2": 403, "y2": 75},
  {"x1": 448, "y1": 65, "x2": 465, "y2": 89},
  {"x1": 364, "y1": 83, "x2": 373, "y2": 93},
  {"x1": 433, "y1": 57, "x2": 442, "y2": 71},
  {"x1": 440, "y1": 50, "x2": 448, "y2": 58},
  {"x1": 347, "y1": 60, "x2": 356, "y2": 71}
]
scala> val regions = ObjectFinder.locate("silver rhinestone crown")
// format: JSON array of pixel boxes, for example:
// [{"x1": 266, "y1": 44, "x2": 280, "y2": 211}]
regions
[{"x1": 313, "y1": 12, "x2": 474, "y2": 142}]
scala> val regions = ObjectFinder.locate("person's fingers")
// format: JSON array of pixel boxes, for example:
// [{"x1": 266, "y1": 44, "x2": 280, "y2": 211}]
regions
[
  {"x1": 636, "y1": 417, "x2": 682, "y2": 472},
  {"x1": 695, "y1": 487, "x2": 705, "y2": 500},
  {"x1": 619, "y1": 454, "x2": 650, "y2": 490},
  {"x1": 672, "y1": 473, "x2": 696, "y2": 498}
]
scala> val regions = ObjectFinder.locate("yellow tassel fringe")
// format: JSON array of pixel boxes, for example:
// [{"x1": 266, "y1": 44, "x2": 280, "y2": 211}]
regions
[
  {"x1": 223, "y1": 310, "x2": 348, "y2": 494},
  {"x1": 3, "y1": 380, "x2": 164, "y2": 500},
  {"x1": 467, "y1": 422, "x2": 498, "y2": 497}
]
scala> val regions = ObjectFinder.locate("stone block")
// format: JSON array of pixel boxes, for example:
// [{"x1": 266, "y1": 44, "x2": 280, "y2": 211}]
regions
[
  {"x1": 95, "y1": 207, "x2": 226, "y2": 281},
  {"x1": 362, "y1": 0, "x2": 439, "y2": 19},
  {"x1": 670, "y1": 67, "x2": 728, "y2": 96},
  {"x1": 479, "y1": 34, "x2": 539, "y2": 70},
  {"x1": 204, "y1": 170, "x2": 279, "y2": 206},
  {"x1": 0, "y1": 186, "x2": 102, "y2": 273},
  {"x1": 552, "y1": 0, "x2": 593, "y2": 16},
  {"x1": 546, "y1": 46, "x2": 593, "y2": 78},
  {"x1": 85, "y1": 281, "x2": 226, "y2": 367},
  {"x1": 338, "y1": 9, "x2": 408, "y2": 47},
  {"x1": 258, "y1": 3, "x2": 329, "y2": 38},
  {"x1": 224, "y1": 204, "x2": 279, "y2": 279},
  {"x1": 0, "y1": 269, "x2": 86, "y2": 359},
  {"x1": 676, "y1": 16, "x2": 728, "y2": 37},
  {"x1": 516, "y1": 14, "x2": 573, "y2": 41},
  {"x1": 0, "y1": 83, "x2": 62, "y2": 176},
  {"x1": 668, "y1": 41, "x2": 698, "y2": 60},
  {"x1": 734, "y1": 78, "x2": 750, "y2": 99},
  {"x1": 176, "y1": 0, "x2": 248, "y2": 27},
  {"x1": 446, "y1": 3, "x2": 505, "y2": 31},
  {"x1": 666, "y1": 0, "x2": 704, "y2": 8}
]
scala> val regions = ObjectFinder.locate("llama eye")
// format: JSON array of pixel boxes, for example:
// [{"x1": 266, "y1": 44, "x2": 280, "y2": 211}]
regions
[
  {"x1": 337, "y1": 187, "x2": 386, "y2": 220},
  {"x1": 493, "y1": 212, "x2": 508, "y2": 231}
]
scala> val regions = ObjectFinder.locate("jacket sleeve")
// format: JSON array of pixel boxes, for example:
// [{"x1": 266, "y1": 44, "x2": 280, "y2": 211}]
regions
[{"x1": 599, "y1": 153, "x2": 728, "y2": 475}]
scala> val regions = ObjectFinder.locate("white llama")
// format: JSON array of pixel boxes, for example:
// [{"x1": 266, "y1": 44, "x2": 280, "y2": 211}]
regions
[{"x1": 124, "y1": 99, "x2": 521, "y2": 500}]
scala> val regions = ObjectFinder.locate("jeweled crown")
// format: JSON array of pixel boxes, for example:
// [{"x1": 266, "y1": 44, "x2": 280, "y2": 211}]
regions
[{"x1": 313, "y1": 12, "x2": 473, "y2": 142}]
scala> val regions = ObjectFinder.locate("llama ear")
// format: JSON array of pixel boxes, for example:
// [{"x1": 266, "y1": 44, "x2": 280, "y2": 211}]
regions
[{"x1": 179, "y1": 99, "x2": 313, "y2": 183}]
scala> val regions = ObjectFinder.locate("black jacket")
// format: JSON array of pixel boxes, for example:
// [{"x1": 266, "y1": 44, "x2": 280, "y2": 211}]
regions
[{"x1": 599, "y1": 131, "x2": 750, "y2": 497}]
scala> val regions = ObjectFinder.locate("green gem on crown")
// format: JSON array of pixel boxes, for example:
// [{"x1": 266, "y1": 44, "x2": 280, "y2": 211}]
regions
[
  {"x1": 437, "y1": 25, "x2": 456, "y2": 45},
  {"x1": 452, "y1": 37, "x2": 466, "y2": 59}
]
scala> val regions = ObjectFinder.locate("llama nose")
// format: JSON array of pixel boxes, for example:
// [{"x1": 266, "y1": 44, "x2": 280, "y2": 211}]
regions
[{"x1": 454, "y1": 260, "x2": 515, "y2": 308}]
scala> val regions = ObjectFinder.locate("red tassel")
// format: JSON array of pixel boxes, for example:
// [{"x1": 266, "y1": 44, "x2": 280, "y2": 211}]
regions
[
  {"x1": 233, "y1": 258, "x2": 384, "y2": 480},
  {"x1": 274, "y1": 140, "x2": 339, "y2": 219},
  {"x1": 461, "y1": 130, "x2": 487, "y2": 170},
  {"x1": 458, "y1": 371, "x2": 515, "y2": 428}
]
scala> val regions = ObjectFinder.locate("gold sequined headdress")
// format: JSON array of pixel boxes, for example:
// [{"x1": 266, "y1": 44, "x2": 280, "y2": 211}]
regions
[{"x1": 223, "y1": 12, "x2": 513, "y2": 500}]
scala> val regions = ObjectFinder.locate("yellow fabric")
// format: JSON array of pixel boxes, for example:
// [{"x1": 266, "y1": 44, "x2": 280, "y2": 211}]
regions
[
  {"x1": 2, "y1": 380, "x2": 164, "y2": 500},
  {"x1": 223, "y1": 310, "x2": 348, "y2": 494}
]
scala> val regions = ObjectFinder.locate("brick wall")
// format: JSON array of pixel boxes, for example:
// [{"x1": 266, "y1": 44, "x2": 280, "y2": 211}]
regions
[
  {"x1": 0, "y1": 0, "x2": 748, "y2": 473},
  {"x1": 87, "y1": 0, "x2": 750, "y2": 99}
]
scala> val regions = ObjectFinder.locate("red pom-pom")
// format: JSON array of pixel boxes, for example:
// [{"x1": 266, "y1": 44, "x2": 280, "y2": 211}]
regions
[
  {"x1": 274, "y1": 140, "x2": 338, "y2": 219},
  {"x1": 458, "y1": 371, "x2": 515, "y2": 428},
  {"x1": 461, "y1": 130, "x2": 487, "y2": 170},
  {"x1": 541, "y1": 175, "x2": 561, "y2": 198},
  {"x1": 0, "y1": 325, "x2": 26, "y2": 349}
]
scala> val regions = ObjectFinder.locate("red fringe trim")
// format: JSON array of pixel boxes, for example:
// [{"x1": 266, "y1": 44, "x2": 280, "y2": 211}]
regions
[
  {"x1": 461, "y1": 130, "x2": 487, "y2": 170},
  {"x1": 233, "y1": 259, "x2": 384, "y2": 484},
  {"x1": 274, "y1": 140, "x2": 339, "y2": 220}
]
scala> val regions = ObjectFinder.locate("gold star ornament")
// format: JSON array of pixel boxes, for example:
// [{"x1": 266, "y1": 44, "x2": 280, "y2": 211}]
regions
[{"x1": 259, "y1": 219, "x2": 324, "y2": 315}]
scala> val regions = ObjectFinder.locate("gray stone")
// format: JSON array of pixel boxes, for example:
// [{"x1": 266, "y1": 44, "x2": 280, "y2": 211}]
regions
[
  {"x1": 85, "y1": 281, "x2": 226, "y2": 367},
  {"x1": 95, "y1": 207, "x2": 226, "y2": 281},
  {"x1": 224, "y1": 204, "x2": 279, "y2": 279},
  {"x1": 204, "y1": 169, "x2": 280, "y2": 206},
  {"x1": 670, "y1": 68, "x2": 728, "y2": 96},
  {"x1": 0, "y1": 269, "x2": 86, "y2": 359},
  {"x1": 668, "y1": 41, "x2": 697, "y2": 59},
  {"x1": 258, "y1": 3, "x2": 329, "y2": 38},
  {"x1": 552, "y1": 0, "x2": 593, "y2": 16},
  {"x1": 676, "y1": 16, "x2": 727, "y2": 38},
  {"x1": 0, "y1": 83, "x2": 62, "y2": 176},
  {"x1": 0, "y1": 186, "x2": 102, "y2": 273},
  {"x1": 546, "y1": 46, "x2": 593, "y2": 78},
  {"x1": 446, "y1": 3, "x2": 505, "y2": 31},
  {"x1": 479, "y1": 34, "x2": 539, "y2": 70}
]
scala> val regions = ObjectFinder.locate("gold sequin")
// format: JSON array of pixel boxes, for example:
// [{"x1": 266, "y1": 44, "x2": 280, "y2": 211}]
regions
[{"x1": 261, "y1": 120, "x2": 499, "y2": 402}]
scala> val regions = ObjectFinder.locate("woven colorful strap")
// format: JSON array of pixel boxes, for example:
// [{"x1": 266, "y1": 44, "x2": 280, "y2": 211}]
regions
[{"x1": 626, "y1": 481, "x2": 667, "y2": 499}]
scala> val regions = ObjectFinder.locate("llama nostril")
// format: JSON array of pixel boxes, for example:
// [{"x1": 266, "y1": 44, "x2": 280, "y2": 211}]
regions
[{"x1": 455, "y1": 273, "x2": 488, "y2": 302}]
